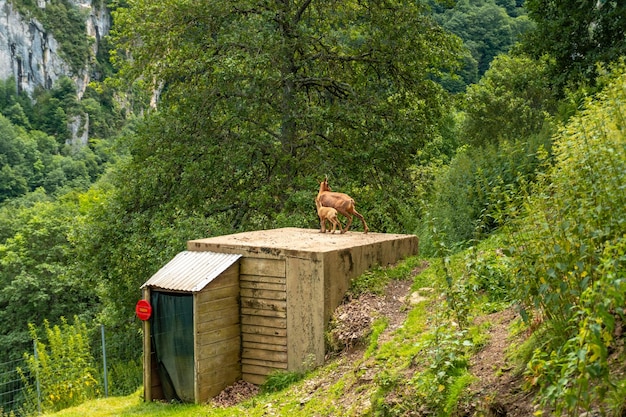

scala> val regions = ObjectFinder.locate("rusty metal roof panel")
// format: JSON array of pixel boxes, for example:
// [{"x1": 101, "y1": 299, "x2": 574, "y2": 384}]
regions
[{"x1": 141, "y1": 251, "x2": 241, "y2": 293}]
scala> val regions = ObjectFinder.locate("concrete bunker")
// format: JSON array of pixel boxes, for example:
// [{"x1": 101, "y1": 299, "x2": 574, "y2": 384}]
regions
[{"x1": 141, "y1": 227, "x2": 418, "y2": 403}]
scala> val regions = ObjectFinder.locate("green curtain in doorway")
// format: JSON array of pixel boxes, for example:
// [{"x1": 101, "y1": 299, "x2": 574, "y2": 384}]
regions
[{"x1": 151, "y1": 292, "x2": 194, "y2": 402}]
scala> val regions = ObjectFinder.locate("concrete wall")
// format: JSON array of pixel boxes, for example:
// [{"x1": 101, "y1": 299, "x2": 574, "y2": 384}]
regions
[
  {"x1": 285, "y1": 254, "x2": 325, "y2": 370},
  {"x1": 321, "y1": 235, "x2": 418, "y2": 324}
]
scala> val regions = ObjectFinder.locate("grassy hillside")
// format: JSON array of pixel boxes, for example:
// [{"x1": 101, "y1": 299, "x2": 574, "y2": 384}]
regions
[{"x1": 44, "y1": 236, "x2": 533, "y2": 416}]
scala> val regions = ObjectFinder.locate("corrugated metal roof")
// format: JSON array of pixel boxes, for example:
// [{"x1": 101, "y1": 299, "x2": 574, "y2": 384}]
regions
[{"x1": 141, "y1": 251, "x2": 242, "y2": 293}]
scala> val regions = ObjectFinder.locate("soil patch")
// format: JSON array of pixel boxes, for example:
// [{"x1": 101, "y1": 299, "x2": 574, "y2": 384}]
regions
[
  {"x1": 210, "y1": 380, "x2": 259, "y2": 407},
  {"x1": 468, "y1": 307, "x2": 535, "y2": 417},
  {"x1": 327, "y1": 260, "x2": 431, "y2": 351},
  {"x1": 327, "y1": 277, "x2": 415, "y2": 351}
]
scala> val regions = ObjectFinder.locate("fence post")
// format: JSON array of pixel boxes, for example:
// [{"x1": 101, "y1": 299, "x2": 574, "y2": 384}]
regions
[
  {"x1": 33, "y1": 341, "x2": 41, "y2": 415},
  {"x1": 101, "y1": 324, "x2": 108, "y2": 397}
]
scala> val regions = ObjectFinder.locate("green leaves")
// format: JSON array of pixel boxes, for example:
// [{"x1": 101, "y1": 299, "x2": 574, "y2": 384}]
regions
[
  {"x1": 110, "y1": 0, "x2": 462, "y2": 221},
  {"x1": 522, "y1": 0, "x2": 626, "y2": 91},
  {"x1": 0, "y1": 193, "x2": 100, "y2": 363},
  {"x1": 509, "y1": 61, "x2": 626, "y2": 414},
  {"x1": 420, "y1": 134, "x2": 552, "y2": 254},
  {"x1": 462, "y1": 54, "x2": 556, "y2": 146},
  {"x1": 21, "y1": 317, "x2": 101, "y2": 414},
  {"x1": 435, "y1": 0, "x2": 528, "y2": 80}
]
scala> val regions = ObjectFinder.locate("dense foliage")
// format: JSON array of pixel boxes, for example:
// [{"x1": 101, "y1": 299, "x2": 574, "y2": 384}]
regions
[
  {"x1": 432, "y1": 0, "x2": 532, "y2": 90},
  {"x1": 109, "y1": 0, "x2": 462, "y2": 230},
  {"x1": 0, "y1": 191, "x2": 100, "y2": 364},
  {"x1": 416, "y1": 52, "x2": 556, "y2": 254},
  {"x1": 0, "y1": 76, "x2": 122, "y2": 406},
  {"x1": 461, "y1": 54, "x2": 555, "y2": 146},
  {"x1": 508, "y1": 64, "x2": 626, "y2": 413},
  {"x1": 0, "y1": 77, "x2": 122, "y2": 203},
  {"x1": 522, "y1": 0, "x2": 626, "y2": 91}
]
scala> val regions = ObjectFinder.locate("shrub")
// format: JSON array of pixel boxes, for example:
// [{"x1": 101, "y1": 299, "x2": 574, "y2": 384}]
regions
[
  {"x1": 107, "y1": 359, "x2": 142, "y2": 396},
  {"x1": 508, "y1": 62, "x2": 626, "y2": 414},
  {"x1": 465, "y1": 244, "x2": 514, "y2": 305},
  {"x1": 421, "y1": 129, "x2": 552, "y2": 256},
  {"x1": 20, "y1": 317, "x2": 100, "y2": 413}
]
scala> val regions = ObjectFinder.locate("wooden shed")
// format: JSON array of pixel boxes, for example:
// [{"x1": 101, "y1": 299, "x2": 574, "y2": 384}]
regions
[
  {"x1": 141, "y1": 227, "x2": 418, "y2": 403},
  {"x1": 140, "y1": 251, "x2": 243, "y2": 404},
  {"x1": 188, "y1": 227, "x2": 418, "y2": 385}
]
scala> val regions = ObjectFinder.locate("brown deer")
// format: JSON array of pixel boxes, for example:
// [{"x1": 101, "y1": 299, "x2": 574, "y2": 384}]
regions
[
  {"x1": 316, "y1": 177, "x2": 369, "y2": 234},
  {"x1": 315, "y1": 197, "x2": 342, "y2": 233}
]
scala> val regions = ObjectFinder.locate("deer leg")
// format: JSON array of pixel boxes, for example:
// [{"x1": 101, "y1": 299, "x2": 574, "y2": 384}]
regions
[
  {"x1": 334, "y1": 217, "x2": 343, "y2": 234},
  {"x1": 340, "y1": 212, "x2": 353, "y2": 233},
  {"x1": 319, "y1": 217, "x2": 326, "y2": 233},
  {"x1": 352, "y1": 209, "x2": 369, "y2": 234}
]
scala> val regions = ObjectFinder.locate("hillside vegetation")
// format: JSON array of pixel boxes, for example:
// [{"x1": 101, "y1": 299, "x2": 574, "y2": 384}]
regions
[
  {"x1": 34, "y1": 66, "x2": 626, "y2": 416},
  {"x1": 1, "y1": 0, "x2": 626, "y2": 416}
]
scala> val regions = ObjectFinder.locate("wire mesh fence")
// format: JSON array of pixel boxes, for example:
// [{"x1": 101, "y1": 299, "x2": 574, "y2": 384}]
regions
[
  {"x1": 0, "y1": 325, "x2": 113, "y2": 417},
  {"x1": 0, "y1": 357, "x2": 31, "y2": 417}
]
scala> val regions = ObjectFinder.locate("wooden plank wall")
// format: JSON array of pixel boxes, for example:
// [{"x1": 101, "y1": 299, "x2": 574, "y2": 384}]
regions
[
  {"x1": 194, "y1": 263, "x2": 241, "y2": 402},
  {"x1": 240, "y1": 258, "x2": 288, "y2": 385}
]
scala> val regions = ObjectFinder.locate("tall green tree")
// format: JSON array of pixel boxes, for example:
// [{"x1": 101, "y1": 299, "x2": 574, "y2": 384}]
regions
[
  {"x1": 0, "y1": 193, "x2": 99, "y2": 363},
  {"x1": 110, "y1": 0, "x2": 463, "y2": 229},
  {"x1": 461, "y1": 54, "x2": 556, "y2": 146},
  {"x1": 78, "y1": 0, "x2": 463, "y2": 368},
  {"x1": 522, "y1": 0, "x2": 626, "y2": 90}
]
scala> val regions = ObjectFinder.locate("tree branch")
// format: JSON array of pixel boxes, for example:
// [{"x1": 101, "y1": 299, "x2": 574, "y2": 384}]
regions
[{"x1": 294, "y1": 0, "x2": 313, "y2": 24}]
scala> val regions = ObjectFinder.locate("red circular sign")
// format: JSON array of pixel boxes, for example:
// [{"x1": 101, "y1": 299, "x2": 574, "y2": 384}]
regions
[{"x1": 135, "y1": 299, "x2": 152, "y2": 321}]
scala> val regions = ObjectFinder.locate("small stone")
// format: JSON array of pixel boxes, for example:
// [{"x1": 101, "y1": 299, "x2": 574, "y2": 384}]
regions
[{"x1": 409, "y1": 292, "x2": 428, "y2": 305}]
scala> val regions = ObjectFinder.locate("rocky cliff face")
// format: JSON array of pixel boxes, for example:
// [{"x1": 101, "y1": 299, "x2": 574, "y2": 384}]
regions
[{"x1": 0, "y1": 0, "x2": 110, "y2": 98}]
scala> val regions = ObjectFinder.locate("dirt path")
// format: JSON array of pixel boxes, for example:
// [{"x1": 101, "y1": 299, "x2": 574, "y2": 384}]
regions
[{"x1": 468, "y1": 308, "x2": 535, "y2": 416}]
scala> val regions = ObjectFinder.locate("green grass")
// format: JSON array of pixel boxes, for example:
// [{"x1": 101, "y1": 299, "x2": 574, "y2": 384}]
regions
[
  {"x1": 43, "y1": 390, "x2": 204, "y2": 417},
  {"x1": 349, "y1": 256, "x2": 425, "y2": 297},
  {"x1": 364, "y1": 316, "x2": 389, "y2": 358},
  {"x1": 260, "y1": 369, "x2": 307, "y2": 393},
  {"x1": 375, "y1": 302, "x2": 429, "y2": 366}
]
